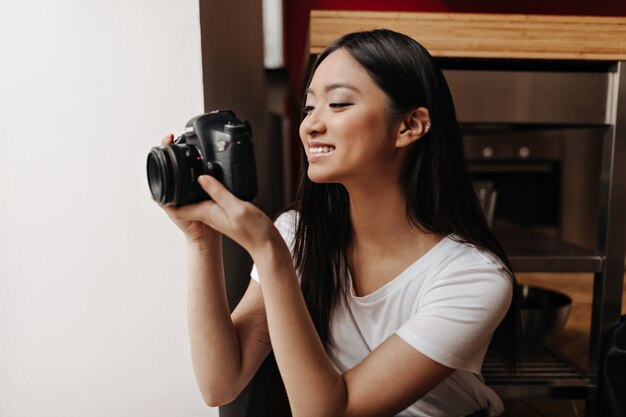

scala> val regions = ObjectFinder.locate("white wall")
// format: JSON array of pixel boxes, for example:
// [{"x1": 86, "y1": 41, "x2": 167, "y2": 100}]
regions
[{"x1": 0, "y1": 1, "x2": 217, "y2": 416}]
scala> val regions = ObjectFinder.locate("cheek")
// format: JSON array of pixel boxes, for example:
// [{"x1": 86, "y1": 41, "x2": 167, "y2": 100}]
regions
[
  {"x1": 353, "y1": 106, "x2": 388, "y2": 132},
  {"x1": 338, "y1": 110, "x2": 392, "y2": 149},
  {"x1": 298, "y1": 121, "x2": 306, "y2": 143}
]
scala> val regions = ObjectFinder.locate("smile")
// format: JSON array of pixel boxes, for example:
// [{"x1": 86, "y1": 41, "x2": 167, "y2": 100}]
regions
[{"x1": 310, "y1": 146, "x2": 336, "y2": 154}]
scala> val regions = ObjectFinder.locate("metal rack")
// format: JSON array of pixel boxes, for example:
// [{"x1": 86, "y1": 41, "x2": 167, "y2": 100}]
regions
[
  {"x1": 469, "y1": 61, "x2": 626, "y2": 417},
  {"x1": 482, "y1": 219, "x2": 600, "y2": 401},
  {"x1": 483, "y1": 349, "x2": 595, "y2": 400}
]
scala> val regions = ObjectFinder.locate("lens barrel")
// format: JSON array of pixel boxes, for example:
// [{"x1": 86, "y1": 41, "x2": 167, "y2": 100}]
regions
[
  {"x1": 146, "y1": 144, "x2": 205, "y2": 206},
  {"x1": 147, "y1": 148, "x2": 175, "y2": 205}
]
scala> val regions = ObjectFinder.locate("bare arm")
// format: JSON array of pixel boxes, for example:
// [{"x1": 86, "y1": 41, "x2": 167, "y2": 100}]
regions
[
  {"x1": 254, "y1": 235, "x2": 453, "y2": 417},
  {"x1": 185, "y1": 239, "x2": 271, "y2": 406},
  {"x1": 176, "y1": 175, "x2": 455, "y2": 417},
  {"x1": 159, "y1": 134, "x2": 271, "y2": 406}
]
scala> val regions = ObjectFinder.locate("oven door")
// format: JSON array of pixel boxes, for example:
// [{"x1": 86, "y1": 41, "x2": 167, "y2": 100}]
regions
[{"x1": 465, "y1": 131, "x2": 563, "y2": 235}]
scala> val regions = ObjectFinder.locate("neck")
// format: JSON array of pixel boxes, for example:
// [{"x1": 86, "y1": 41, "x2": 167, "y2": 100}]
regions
[
  {"x1": 345, "y1": 179, "x2": 416, "y2": 248},
  {"x1": 344, "y1": 178, "x2": 444, "y2": 297}
]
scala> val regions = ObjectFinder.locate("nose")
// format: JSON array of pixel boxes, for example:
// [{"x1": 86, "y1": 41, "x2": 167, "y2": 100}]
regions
[{"x1": 300, "y1": 108, "x2": 326, "y2": 137}]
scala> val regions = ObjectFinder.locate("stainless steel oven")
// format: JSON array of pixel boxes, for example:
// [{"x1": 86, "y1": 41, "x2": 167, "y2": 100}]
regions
[
  {"x1": 464, "y1": 128, "x2": 564, "y2": 236},
  {"x1": 442, "y1": 64, "x2": 608, "y2": 247}
]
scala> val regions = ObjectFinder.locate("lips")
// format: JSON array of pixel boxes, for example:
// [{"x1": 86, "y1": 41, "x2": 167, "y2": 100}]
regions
[
  {"x1": 308, "y1": 141, "x2": 334, "y2": 148},
  {"x1": 307, "y1": 142, "x2": 336, "y2": 160}
]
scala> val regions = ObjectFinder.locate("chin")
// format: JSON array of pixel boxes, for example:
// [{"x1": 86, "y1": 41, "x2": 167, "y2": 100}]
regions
[{"x1": 306, "y1": 167, "x2": 339, "y2": 184}]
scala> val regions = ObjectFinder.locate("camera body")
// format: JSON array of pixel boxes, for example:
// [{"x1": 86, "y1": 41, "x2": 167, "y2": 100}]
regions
[{"x1": 147, "y1": 110, "x2": 258, "y2": 206}]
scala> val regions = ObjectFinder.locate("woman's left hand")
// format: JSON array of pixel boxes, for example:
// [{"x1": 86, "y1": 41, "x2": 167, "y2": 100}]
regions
[{"x1": 167, "y1": 175, "x2": 277, "y2": 257}]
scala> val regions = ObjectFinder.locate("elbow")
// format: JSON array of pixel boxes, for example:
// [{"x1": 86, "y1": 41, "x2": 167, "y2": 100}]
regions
[
  {"x1": 201, "y1": 392, "x2": 238, "y2": 408},
  {"x1": 192, "y1": 364, "x2": 248, "y2": 407},
  {"x1": 306, "y1": 378, "x2": 350, "y2": 417},
  {"x1": 199, "y1": 384, "x2": 241, "y2": 408},
  {"x1": 202, "y1": 397, "x2": 229, "y2": 408},
  {"x1": 202, "y1": 394, "x2": 225, "y2": 408}
]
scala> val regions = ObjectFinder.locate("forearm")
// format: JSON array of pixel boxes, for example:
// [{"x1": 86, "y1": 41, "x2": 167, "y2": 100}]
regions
[
  {"x1": 253, "y1": 234, "x2": 348, "y2": 417},
  {"x1": 186, "y1": 236, "x2": 242, "y2": 404}
]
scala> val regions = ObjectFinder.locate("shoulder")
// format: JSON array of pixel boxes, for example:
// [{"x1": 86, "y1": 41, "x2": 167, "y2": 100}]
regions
[
  {"x1": 428, "y1": 236, "x2": 509, "y2": 279},
  {"x1": 420, "y1": 236, "x2": 513, "y2": 305},
  {"x1": 434, "y1": 235, "x2": 504, "y2": 268},
  {"x1": 396, "y1": 237, "x2": 513, "y2": 372}
]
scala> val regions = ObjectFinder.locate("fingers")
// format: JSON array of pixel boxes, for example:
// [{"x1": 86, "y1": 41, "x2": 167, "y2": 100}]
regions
[
  {"x1": 162, "y1": 176, "x2": 235, "y2": 227},
  {"x1": 165, "y1": 199, "x2": 225, "y2": 230},
  {"x1": 164, "y1": 176, "x2": 252, "y2": 239},
  {"x1": 166, "y1": 176, "x2": 270, "y2": 252},
  {"x1": 175, "y1": 199, "x2": 225, "y2": 227},
  {"x1": 197, "y1": 175, "x2": 241, "y2": 210},
  {"x1": 161, "y1": 133, "x2": 174, "y2": 146}
]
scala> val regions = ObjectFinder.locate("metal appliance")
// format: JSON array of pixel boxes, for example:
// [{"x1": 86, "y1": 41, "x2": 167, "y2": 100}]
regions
[
  {"x1": 440, "y1": 60, "x2": 626, "y2": 411},
  {"x1": 443, "y1": 65, "x2": 607, "y2": 247}
]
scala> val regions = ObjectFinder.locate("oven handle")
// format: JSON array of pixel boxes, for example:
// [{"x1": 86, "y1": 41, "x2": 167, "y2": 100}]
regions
[{"x1": 468, "y1": 163, "x2": 557, "y2": 173}]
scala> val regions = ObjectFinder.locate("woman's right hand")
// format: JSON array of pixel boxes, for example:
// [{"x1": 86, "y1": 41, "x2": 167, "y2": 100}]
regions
[{"x1": 158, "y1": 134, "x2": 221, "y2": 246}]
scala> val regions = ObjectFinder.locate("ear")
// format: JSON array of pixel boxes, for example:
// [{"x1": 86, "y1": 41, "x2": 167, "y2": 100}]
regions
[{"x1": 395, "y1": 107, "x2": 431, "y2": 148}]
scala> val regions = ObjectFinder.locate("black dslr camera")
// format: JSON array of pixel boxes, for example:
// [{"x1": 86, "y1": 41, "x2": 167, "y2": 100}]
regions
[{"x1": 147, "y1": 110, "x2": 258, "y2": 206}]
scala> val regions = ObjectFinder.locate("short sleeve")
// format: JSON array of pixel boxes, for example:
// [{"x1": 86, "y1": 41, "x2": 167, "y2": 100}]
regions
[
  {"x1": 250, "y1": 210, "x2": 298, "y2": 282},
  {"x1": 396, "y1": 257, "x2": 512, "y2": 374}
]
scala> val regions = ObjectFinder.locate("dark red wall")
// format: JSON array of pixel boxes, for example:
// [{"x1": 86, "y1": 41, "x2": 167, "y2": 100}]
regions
[{"x1": 311, "y1": 0, "x2": 626, "y2": 15}]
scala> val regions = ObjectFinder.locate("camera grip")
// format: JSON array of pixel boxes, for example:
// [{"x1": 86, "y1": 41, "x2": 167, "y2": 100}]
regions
[{"x1": 232, "y1": 161, "x2": 258, "y2": 201}]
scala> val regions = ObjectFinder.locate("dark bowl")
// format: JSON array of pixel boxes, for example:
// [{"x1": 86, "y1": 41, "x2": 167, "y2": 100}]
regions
[{"x1": 520, "y1": 285, "x2": 572, "y2": 350}]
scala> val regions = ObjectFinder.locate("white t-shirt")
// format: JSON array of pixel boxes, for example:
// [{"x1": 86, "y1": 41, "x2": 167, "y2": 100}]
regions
[{"x1": 250, "y1": 211, "x2": 512, "y2": 417}]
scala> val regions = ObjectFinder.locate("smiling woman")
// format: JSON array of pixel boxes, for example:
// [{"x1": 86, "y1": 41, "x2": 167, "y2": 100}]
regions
[
  {"x1": 160, "y1": 29, "x2": 520, "y2": 417},
  {"x1": 300, "y1": 50, "x2": 416, "y2": 186},
  {"x1": 302, "y1": 53, "x2": 432, "y2": 191}
]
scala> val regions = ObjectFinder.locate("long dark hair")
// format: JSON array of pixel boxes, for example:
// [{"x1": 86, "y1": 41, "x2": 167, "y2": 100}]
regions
[{"x1": 292, "y1": 29, "x2": 519, "y2": 369}]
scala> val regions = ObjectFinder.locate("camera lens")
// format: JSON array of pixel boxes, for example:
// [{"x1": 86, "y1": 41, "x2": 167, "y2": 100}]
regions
[
  {"x1": 146, "y1": 144, "x2": 206, "y2": 206},
  {"x1": 147, "y1": 148, "x2": 175, "y2": 204}
]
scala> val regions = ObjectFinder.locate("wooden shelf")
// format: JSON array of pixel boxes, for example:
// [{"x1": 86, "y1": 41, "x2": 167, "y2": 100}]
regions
[{"x1": 310, "y1": 10, "x2": 626, "y2": 60}]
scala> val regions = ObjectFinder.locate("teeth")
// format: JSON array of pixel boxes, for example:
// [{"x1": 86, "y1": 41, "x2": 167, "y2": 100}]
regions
[{"x1": 310, "y1": 146, "x2": 335, "y2": 154}]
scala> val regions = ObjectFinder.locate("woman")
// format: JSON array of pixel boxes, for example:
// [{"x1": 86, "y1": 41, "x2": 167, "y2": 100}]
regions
[{"x1": 162, "y1": 29, "x2": 518, "y2": 417}]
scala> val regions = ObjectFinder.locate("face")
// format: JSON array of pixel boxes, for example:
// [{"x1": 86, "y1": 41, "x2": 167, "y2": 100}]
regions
[{"x1": 299, "y1": 49, "x2": 401, "y2": 185}]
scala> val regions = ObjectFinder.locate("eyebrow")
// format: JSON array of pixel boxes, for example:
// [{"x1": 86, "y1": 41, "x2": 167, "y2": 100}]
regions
[{"x1": 305, "y1": 82, "x2": 360, "y2": 95}]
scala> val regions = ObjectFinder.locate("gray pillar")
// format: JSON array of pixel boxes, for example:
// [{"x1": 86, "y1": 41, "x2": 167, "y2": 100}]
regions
[{"x1": 198, "y1": 1, "x2": 290, "y2": 415}]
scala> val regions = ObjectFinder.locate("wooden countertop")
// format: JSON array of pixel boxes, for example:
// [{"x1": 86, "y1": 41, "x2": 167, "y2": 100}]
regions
[{"x1": 310, "y1": 10, "x2": 626, "y2": 60}]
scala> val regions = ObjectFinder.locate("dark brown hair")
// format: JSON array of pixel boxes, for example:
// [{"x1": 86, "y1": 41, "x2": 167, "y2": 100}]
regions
[{"x1": 292, "y1": 29, "x2": 519, "y2": 369}]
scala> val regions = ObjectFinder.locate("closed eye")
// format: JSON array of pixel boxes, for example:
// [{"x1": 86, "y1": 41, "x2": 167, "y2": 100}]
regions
[
  {"x1": 329, "y1": 102, "x2": 352, "y2": 109},
  {"x1": 302, "y1": 105, "x2": 315, "y2": 116}
]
